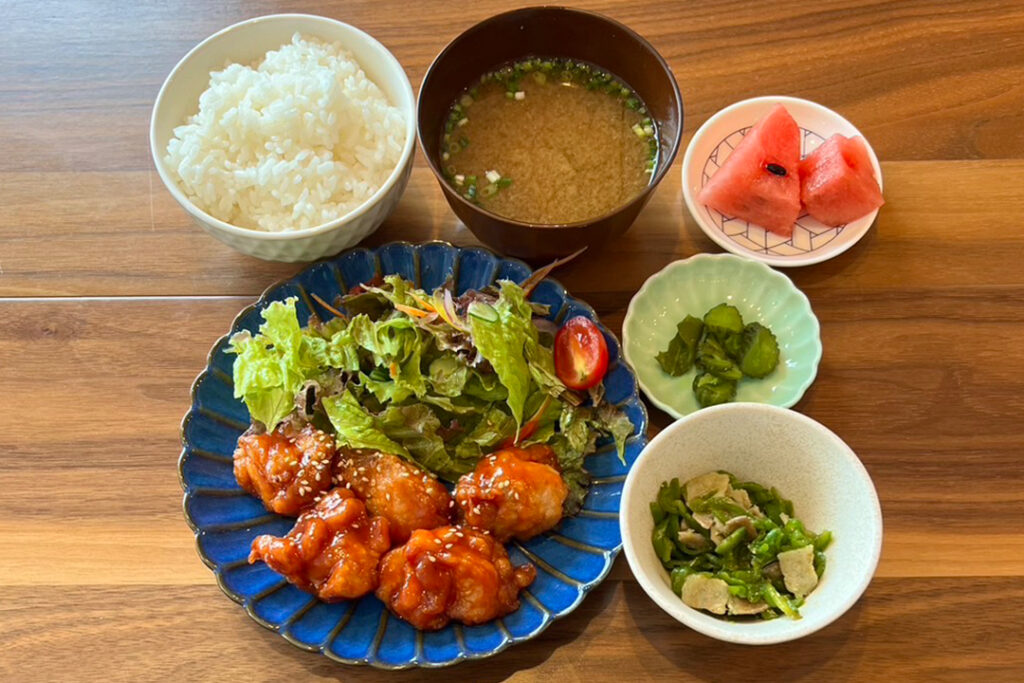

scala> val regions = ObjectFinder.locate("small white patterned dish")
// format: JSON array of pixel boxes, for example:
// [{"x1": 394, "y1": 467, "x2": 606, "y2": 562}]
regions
[
  {"x1": 681, "y1": 96, "x2": 883, "y2": 267},
  {"x1": 620, "y1": 403, "x2": 883, "y2": 644}
]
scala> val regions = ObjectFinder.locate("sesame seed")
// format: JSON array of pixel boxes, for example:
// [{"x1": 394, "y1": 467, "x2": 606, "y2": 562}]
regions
[
  {"x1": 448, "y1": 500, "x2": 455, "y2": 508},
  {"x1": 428, "y1": 555, "x2": 436, "y2": 562}
]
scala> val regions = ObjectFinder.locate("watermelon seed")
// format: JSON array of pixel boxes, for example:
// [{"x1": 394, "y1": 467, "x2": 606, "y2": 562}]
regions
[{"x1": 765, "y1": 163, "x2": 788, "y2": 177}]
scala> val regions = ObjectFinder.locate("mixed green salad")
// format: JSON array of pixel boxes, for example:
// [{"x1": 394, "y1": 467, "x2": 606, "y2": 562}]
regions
[
  {"x1": 651, "y1": 471, "x2": 831, "y2": 619},
  {"x1": 227, "y1": 274, "x2": 633, "y2": 513}
]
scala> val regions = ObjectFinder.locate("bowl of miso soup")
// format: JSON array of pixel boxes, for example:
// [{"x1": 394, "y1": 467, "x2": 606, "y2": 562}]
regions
[{"x1": 418, "y1": 6, "x2": 683, "y2": 261}]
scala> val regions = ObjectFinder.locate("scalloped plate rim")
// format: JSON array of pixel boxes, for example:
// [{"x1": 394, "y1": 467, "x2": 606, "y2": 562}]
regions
[
  {"x1": 178, "y1": 240, "x2": 649, "y2": 669},
  {"x1": 621, "y1": 252, "x2": 821, "y2": 420}
]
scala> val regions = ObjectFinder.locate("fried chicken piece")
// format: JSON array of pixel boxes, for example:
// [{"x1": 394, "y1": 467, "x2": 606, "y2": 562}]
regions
[
  {"x1": 233, "y1": 422, "x2": 335, "y2": 516},
  {"x1": 376, "y1": 526, "x2": 535, "y2": 630},
  {"x1": 454, "y1": 444, "x2": 568, "y2": 542},
  {"x1": 249, "y1": 488, "x2": 391, "y2": 601},
  {"x1": 337, "y1": 451, "x2": 453, "y2": 543}
]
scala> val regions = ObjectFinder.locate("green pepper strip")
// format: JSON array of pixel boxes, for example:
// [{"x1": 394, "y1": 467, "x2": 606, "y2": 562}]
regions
[
  {"x1": 762, "y1": 583, "x2": 800, "y2": 620},
  {"x1": 715, "y1": 527, "x2": 749, "y2": 556},
  {"x1": 649, "y1": 501, "x2": 666, "y2": 524}
]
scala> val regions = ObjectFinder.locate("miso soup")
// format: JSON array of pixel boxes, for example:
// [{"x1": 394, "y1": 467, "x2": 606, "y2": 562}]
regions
[{"x1": 440, "y1": 57, "x2": 657, "y2": 224}]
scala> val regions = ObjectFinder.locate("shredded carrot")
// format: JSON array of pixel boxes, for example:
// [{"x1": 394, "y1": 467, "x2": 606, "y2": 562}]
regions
[
  {"x1": 410, "y1": 292, "x2": 438, "y2": 313},
  {"x1": 501, "y1": 394, "x2": 554, "y2": 448},
  {"x1": 389, "y1": 362, "x2": 399, "y2": 380},
  {"x1": 394, "y1": 303, "x2": 432, "y2": 318},
  {"x1": 310, "y1": 292, "x2": 347, "y2": 320}
]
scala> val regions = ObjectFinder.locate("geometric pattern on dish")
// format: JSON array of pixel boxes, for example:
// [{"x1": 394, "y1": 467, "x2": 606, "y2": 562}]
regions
[
  {"x1": 179, "y1": 241, "x2": 649, "y2": 669},
  {"x1": 700, "y1": 127, "x2": 846, "y2": 256},
  {"x1": 621, "y1": 253, "x2": 822, "y2": 420}
]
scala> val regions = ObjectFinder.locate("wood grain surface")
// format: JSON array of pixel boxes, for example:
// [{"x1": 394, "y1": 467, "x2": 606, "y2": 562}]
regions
[{"x1": 2, "y1": 1, "x2": 1023, "y2": 681}]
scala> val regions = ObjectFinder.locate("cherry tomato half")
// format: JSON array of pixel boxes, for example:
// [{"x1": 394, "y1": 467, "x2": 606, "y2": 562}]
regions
[{"x1": 554, "y1": 316, "x2": 609, "y2": 391}]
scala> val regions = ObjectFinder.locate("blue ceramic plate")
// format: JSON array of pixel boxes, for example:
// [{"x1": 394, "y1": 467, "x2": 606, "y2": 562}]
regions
[{"x1": 179, "y1": 241, "x2": 649, "y2": 669}]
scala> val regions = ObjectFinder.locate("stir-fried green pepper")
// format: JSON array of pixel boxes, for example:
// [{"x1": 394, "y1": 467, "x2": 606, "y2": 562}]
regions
[{"x1": 649, "y1": 472, "x2": 832, "y2": 620}]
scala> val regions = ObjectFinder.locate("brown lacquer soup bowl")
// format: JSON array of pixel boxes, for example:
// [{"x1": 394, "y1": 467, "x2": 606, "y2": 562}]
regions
[{"x1": 417, "y1": 6, "x2": 683, "y2": 261}]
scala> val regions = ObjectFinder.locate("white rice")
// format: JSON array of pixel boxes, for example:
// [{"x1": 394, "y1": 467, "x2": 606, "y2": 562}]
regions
[{"x1": 165, "y1": 33, "x2": 405, "y2": 232}]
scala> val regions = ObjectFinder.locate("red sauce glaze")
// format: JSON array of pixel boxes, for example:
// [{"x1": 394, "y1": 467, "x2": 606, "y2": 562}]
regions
[
  {"x1": 233, "y1": 423, "x2": 335, "y2": 516},
  {"x1": 249, "y1": 488, "x2": 391, "y2": 601},
  {"x1": 376, "y1": 526, "x2": 535, "y2": 630},
  {"x1": 337, "y1": 451, "x2": 453, "y2": 543},
  {"x1": 454, "y1": 444, "x2": 568, "y2": 542}
]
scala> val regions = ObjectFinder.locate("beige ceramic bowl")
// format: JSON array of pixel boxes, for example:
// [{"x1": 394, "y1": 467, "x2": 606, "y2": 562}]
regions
[
  {"x1": 620, "y1": 403, "x2": 882, "y2": 644},
  {"x1": 150, "y1": 14, "x2": 416, "y2": 262}
]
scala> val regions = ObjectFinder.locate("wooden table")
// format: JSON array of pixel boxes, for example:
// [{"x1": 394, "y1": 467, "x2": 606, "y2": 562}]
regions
[{"x1": 3, "y1": 1, "x2": 1023, "y2": 680}]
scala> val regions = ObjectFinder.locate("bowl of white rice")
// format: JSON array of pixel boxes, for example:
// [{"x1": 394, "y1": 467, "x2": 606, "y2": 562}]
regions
[{"x1": 151, "y1": 14, "x2": 415, "y2": 262}]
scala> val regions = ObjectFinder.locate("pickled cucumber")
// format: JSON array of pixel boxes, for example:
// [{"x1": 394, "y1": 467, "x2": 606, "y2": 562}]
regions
[{"x1": 656, "y1": 303, "x2": 782, "y2": 408}]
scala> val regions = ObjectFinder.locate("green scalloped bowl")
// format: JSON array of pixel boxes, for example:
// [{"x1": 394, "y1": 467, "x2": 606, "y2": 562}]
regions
[{"x1": 622, "y1": 254, "x2": 821, "y2": 419}]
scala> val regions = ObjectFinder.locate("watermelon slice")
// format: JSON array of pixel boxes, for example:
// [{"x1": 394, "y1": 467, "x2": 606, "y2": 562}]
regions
[
  {"x1": 799, "y1": 134, "x2": 884, "y2": 227},
  {"x1": 698, "y1": 103, "x2": 802, "y2": 237}
]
